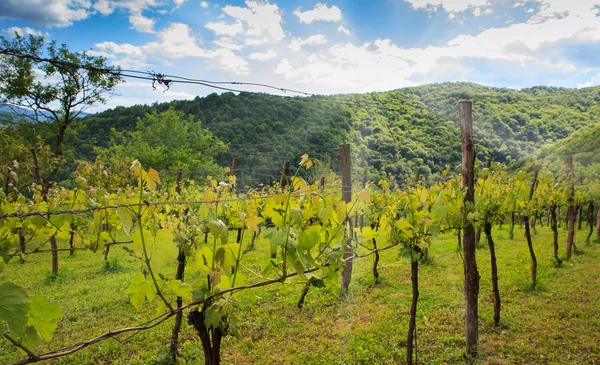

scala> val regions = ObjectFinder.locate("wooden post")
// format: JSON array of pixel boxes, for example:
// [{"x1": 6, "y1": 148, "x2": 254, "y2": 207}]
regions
[
  {"x1": 359, "y1": 169, "x2": 367, "y2": 231},
  {"x1": 279, "y1": 160, "x2": 291, "y2": 190},
  {"x1": 171, "y1": 167, "x2": 185, "y2": 360},
  {"x1": 338, "y1": 144, "x2": 353, "y2": 296},
  {"x1": 577, "y1": 176, "x2": 583, "y2": 230},
  {"x1": 596, "y1": 207, "x2": 600, "y2": 240},
  {"x1": 524, "y1": 169, "x2": 538, "y2": 287},
  {"x1": 566, "y1": 155, "x2": 575, "y2": 259},
  {"x1": 175, "y1": 168, "x2": 182, "y2": 195},
  {"x1": 319, "y1": 176, "x2": 325, "y2": 191},
  {"x1": 459, "y1": 100, "x2": 479, "y2": 358},
  {"x1": 230, "y1": 158, "x2": 239, "y2": 191},
  {"x1": 31, "y1": 148, "x2": 58, "y2": 277}
]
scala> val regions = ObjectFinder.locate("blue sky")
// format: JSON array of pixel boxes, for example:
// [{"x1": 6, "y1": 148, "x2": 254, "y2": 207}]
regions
[{"x1": 1, "y1": 0, "x2": 600, "y2": 111}]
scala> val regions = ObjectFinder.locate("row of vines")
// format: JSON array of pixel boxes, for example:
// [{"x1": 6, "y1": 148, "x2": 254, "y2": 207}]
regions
[{"x1": 1, "y1": 104, "x2": 600, "y2": 365}]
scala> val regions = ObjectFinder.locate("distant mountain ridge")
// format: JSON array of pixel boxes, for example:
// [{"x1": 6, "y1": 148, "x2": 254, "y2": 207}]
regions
[
  {"x1": 0, "y1": 104, "x2": 90, "y2": 122},
  {"x1": 72, "y1": 82, "x2": 600, "y2": 185}
]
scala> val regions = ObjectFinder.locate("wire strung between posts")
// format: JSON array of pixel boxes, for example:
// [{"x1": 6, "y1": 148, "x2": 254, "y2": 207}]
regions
[
  {"x1": 0, "y1": 47, "x2": 411, "y2": 112},
  {"x1": 0, "y1": 186, "x2": 357, "y2": 219}
]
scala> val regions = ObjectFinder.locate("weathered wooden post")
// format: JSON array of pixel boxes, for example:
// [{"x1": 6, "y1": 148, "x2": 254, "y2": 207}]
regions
[
  {"x1": 32, "y1": 148, "x2": 59, "y2": 276},
  {"x1": 280, "y1": 160, "x2": 291, "y2": 190},
  {"x1": 566, "y1": 155, "x2": 575, "y2": 259},
  {"x1": 459, "y1": 100, "x2": 479, "y2": 358},
  {"x1": 339, "y1": 144, "x2": 353, "y2": 296}
]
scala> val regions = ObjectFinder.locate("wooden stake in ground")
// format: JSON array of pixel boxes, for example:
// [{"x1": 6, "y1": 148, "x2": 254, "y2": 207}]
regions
[
  {"x1": 171, "y1": 168, "x2": 185, "y2": 360},
  {"x1": 524, "y1": 169, "x2": 538, "y2": 287},
  {"x1": 230, "y1": 158, "x2": 239, "y2": 191},
  {"x1": 31, "y1": 148, "x2": 59, "y2": 277},
  {"x1": 585, "y1": 201, "x2": 594, "y2": 244},
  {"x1": 566, "y1": 155, "x2": 576, "y2": 259},
  {"x1": 339, "y1": 144, "x2": 353, "y2": 297},
  {"x1": 279, "y1": 160, "x2": 291, "y2": 190},
  {"x1": 459, "y1": 100, "x2": 479, "y2": 358}
]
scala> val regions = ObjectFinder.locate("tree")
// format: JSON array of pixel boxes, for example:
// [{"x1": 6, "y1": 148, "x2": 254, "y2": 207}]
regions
[
  {"x1": 97, "y1": 107, "x2": 227, "y2": 181},
  {"x1": 0, "y1": 33, "x2": 123, "y2": 166}
]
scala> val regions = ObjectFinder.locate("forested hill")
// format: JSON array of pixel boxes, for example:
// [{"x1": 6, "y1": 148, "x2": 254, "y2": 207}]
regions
[
  {"x1": 536, "y1": 121, "x2": 600, "y2": 174},
  {"x1": 74, "y1": 82, "x2": 600, "y2": 186}
]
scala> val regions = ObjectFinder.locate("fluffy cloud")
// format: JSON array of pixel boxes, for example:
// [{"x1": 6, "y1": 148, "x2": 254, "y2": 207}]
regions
[
  {"x1": 337, "y1": 25, "x2": 350, "y2": 36},
  {"x1": 220, "y1": 1, "x2": 285, "y2": 42},
  {"x1": 294, "y1": 3, "x2": 342, "y2": 23},
  {"x1": 403, "y1": 0, "x2": 491, "y2": 17},
  {"x1": 275, "y1": 0, "x2": 600, "y2": 92},
  {"x1": 129, "y1": 13, "x2": 156, "y2": 33},
  {"x1": 173, "y1": 0, "x2": 187, "y2": 7},
  {"x1": 0, "y1": 0, "x2": 90, "y2": 27},
  {"x1": 2, "y1": 26, "x2": 48, "y2": 38},
  {"x1": 200, "y1": 1, "x2": 209, "y2": 8},
  {"x1": 213, "y1": 37, "x2": 244, "y2": 51},
  {"x1": 205, "y1": 21, "x2": 243, "y2": 36},
  {"x1": 143, "y1": 22, "x2": 212, "y2": 58},
  {"x1": 248, "y1": 49, "x2": 277, "y2": 61},
  {"x1": 95, "y1": 41, "x2": 144, "y2": 57},
  {"x1": 289, "y1": 35, "x2": 327, "y2": 52},
  {"x1": 578, "y1": 73, "x2": 600, "y2": 88}
]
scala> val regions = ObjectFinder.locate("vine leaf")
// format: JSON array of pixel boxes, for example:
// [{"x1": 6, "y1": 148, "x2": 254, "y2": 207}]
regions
[
  {"x1": 168, "y1": 280, "x2": 192, "y2": 301},
  {"x1": 20, "y1": 296, "x2": 62, "y2": 346},
  {"x1": 125, "y1": 273, "x2": 157, "y2": 311},
  {"x1": 0, "y1": 282, "x2": 30, "y2": 336},
  {"x1": 117, "y1": 207, "x2": 134, "y2": 235}
]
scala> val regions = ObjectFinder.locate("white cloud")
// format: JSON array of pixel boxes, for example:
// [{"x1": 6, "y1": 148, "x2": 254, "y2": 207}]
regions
[
  {"x1": 213, "y1": 37, "x2": 244, "y2": 51},
  {"x1": 2, "y1": 26, "x2": 48, "y2": 38},
  {"x1": 220, "y1": 1, "x2": 285, "y2": 42},
  {"x1": 157, "y1": 9, "x2": 167, "y2": 14},
  {"x1": 173, "y1": 0, "x2": 187, "y2": 7},
  {"x1": 129, "y1": 13, "x2": 156, "y2": 33},
  {"x1": 403, "y1": 0, "x2": 490, "y2": 17},
  {"x1": 274, "y1": 0, "x2": 600, "y2": 93},
  {"x1": 205, "y1": 21, "x2": 243, "y2": 36},
  {"x1": 289, "y1": 35, "x2": 328, "y2": 52},
  {"x1": 111, "y1": 57, "x2": 152, "y2": 69},
  {"x1": 294, "y1": 3, "x2": 342, "y2": 23},
  {"x1": 578, "y1": 73, "x2": 600, "y2": 88},
  {"x1": 0, "y1": 0, "x2": 90, "y2": 27},
  {"x1": 86, "y1": 50, "x2": 116, "y2": 58},
  {"x1": 248, "y1": 49, "x2": 277, "y2": 61},
  {"x1": 337, "y1": 25, "x2": 350, "y2": 36},
  {"x1": 95, "y1": 41, "x2": 144, "y2": 57},
  {"x1": 200, "y1": 1, "x2": 209, "y2": 8},
  {"x1": 143, "y1": 22, "x2": 212, "y2": 58},
  {"x1": 209, "y1": 48, "x2": 250, "y2": 75},
  {"x1": 93, "y1": 0, "x2": 113, "y2": 15}
]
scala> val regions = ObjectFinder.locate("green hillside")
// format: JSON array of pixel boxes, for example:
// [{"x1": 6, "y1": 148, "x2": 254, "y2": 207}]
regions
[{"x1": 73, "y1": 82, "x2": 600, "y2": 186}]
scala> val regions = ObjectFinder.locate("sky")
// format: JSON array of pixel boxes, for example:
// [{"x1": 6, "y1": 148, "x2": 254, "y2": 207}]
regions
[{"x1": 1, "y1": 0, "x2": 600, "y2": 111}]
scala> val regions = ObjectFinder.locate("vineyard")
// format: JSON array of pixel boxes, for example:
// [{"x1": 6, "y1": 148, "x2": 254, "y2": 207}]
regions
[{"x1": 1, "y1": 101, "x2": 600, "y2": 364}]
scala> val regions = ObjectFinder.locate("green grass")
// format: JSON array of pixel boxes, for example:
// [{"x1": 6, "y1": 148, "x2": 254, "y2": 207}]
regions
[{"x1": 2, "y1": 225, "x2": 600, "y2": 364}]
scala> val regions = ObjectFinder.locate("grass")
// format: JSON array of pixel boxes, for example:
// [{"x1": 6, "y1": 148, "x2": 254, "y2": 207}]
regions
[{"x1": 1, "y1": 225, "x2": 600, "y2": 364}]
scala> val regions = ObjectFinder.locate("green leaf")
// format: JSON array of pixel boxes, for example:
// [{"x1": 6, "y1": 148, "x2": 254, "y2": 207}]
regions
[
  {"x1": 0, "y1": 282, "x2": 30, "y2": 336},
  {"x1": 215, "y1": 244, "x2": 240, "y2": 274},
  {"x1": 20, "y1": 325, "x2": 43, "y2": 349},
  {"x1": 132, "y1": 229, "x2": 178, "y2": 273},
  {"x1": 0, "y1": 259, "x2": 5, "y2": 274},
  {"x1": 23, "y1": 296, "x2": 62, "y2": 342},
  {"x1": 168, "y1": 280, "x2": 192, "y2": 301},
  {"x1": 195, "y1": 247, "x2": 213, "y2": 272},
  {"x1": 125, "y1": 273, "x2": 156, "y2": 311},
  {"x1": 117, "y1": 207, "x2": 134, "y2": 235},
  {"x1": 204, "y1": 307, "x2": 222, "y2": 329},
  {"x1": 299, "y1": 226, "x2": 320, "y2": 251},
  {"x1": 306, "y1": 273, "x2": 325, "y2": 288},
  {"x1": 207, "y1": 219, "x2": 228, "y2": 244}
]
